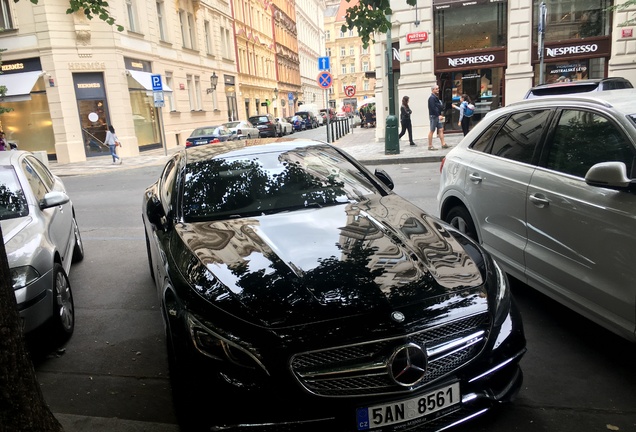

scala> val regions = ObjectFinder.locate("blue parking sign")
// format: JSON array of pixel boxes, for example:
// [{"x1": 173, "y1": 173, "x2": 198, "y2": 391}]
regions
[{"x1": 151, "y1": 74, "x2": 163, "y2": 91}]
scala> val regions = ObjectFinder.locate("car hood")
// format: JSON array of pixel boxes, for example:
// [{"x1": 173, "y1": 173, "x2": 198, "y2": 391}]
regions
[{"x1": 175, "y1": 194, "x2": 486, "y2": 328}]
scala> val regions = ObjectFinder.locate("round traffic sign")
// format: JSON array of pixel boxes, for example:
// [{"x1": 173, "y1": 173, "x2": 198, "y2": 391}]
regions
[
  {"x1": 344, "y1": 85, "x2": 356, "y2": 97},
  {"x1": 317, "y1": 71, "x2": 333, "y2": 89}
]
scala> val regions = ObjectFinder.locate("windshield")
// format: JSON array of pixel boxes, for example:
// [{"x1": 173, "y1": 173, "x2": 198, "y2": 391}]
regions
[
  {"x1": 225, "y1": 122, "x2": 240, "y2": 128},
  {"x1": 182, "y1": 146, "x2": 380, "y2": 221},
  {"x1": 0, "y1": 166, "x2": 29, "y2": 220},
  {"x1": 192, "y1": 127, "x2": 222, "y2": 137}
]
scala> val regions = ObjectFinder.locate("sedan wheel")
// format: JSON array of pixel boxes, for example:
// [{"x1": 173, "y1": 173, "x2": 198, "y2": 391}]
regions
[
  {"x1": 71, "y1": 215, "x2": 84, "y2": 263},
  {"x1": 446, "y1": 206, "x2": 478, "y2": 242},
  {"x1": 51, "y1": 263, "x2": 74, "y2": 342}
]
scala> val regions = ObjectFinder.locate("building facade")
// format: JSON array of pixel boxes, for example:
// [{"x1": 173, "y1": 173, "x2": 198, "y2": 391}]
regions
[
  {"x1": 373, "y1": 0, "x2": 636, "y2": 142},
  {"x1": 296, "y1": 0, "x2": 326, "y2": 108},
  {"x1": 324, "y1": 0, "x2": 376, "y2": 113},
  {"x1": 272, "y1": 0, "x2": 301, "y2": 118},
  {"x1": 0, "y1": 0, "x2": 238, "y2": 163}
]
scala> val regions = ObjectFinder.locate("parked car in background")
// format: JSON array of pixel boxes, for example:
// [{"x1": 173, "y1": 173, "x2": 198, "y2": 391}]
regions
[
  {"x1": 186, "y1": 125, "x2": 235, "y2": 147},
  {"x1": 275, "y1": 117, "x2": 293, "y2": 135},
  {"x1": 224, "y1": 120, "x2": 259, "y2": 140},
  {"x1": 1, "y1": 151, "x2": 84, "y2": 344},
  {"x1": 248, "y1": 114, "x2": 281, "y2": 138},
  {"x1": 143, "y1": 138, "x2": 526, "y2": 432},
  {"x1": 296, "y1": 104, "x2": 323, "y2": 125},
  {"x1": 524, "y1": 77, "x2": 633, "y2": 99},
  {"x1": 319, "y1": 107, "x2": 336, "y2": 122},
  {"x1": 438, "y1": 90, "x2": 636, "y2": 342},
  {"x1": 294, "y1": 111, "x2": 319, "y2": 129},
  {"x1": 287, "y1": 115, "x2": 305, "y2": 132}
]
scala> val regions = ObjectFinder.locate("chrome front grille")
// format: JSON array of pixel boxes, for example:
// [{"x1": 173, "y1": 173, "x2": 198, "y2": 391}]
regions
[{"x1": 290, "y1": 313, "x2": 489, "y2": 397}]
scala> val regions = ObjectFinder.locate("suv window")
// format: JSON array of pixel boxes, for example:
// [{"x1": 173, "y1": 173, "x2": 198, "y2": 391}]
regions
[
  {"x1": 489, "y1": 110, "x2": 551, "y2": 164},
  {"x1": 545, "y1": 109, "x2": 635, "y2": 178},
  {"x1": 249, "y1": 116, "x2": 270, "y2": 124}
]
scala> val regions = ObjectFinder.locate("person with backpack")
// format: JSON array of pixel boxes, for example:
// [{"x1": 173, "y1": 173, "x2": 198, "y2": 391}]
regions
[{"x1": 453, "y1": 94, "x2": 474, "y2": 136}]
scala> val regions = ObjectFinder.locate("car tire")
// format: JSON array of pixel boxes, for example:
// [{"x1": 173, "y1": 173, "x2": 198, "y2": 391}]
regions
[
  {"x1": 445, "y1": 205, "x2": 478, "y2": 242},
  {"x1": 51, "y1": 263, "x2": 74, "y2": 343},
  {"x1": 71, "y1": 215, "x2": 84, "y2": 263}
]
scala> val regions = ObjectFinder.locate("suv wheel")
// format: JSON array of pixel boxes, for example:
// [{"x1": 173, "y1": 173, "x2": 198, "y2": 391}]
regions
[{"x1": 445, "y1": 205, "x2": 478, "y2": 242}]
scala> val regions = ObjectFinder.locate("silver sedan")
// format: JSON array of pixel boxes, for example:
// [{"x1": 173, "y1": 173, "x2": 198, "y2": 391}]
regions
[
  {"x1": 224, "y1": 120, "x2": 260, "y2": 140},
  {"x1": 1, "y1": 151, "x2": 84, "y2": 343},
  {"x1": 275, "y1": 117, "x2": 293, "y2": 135}
]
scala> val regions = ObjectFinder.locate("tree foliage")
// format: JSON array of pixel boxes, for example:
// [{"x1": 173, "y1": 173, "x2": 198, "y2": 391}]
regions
[
  {"x1": 611, "y1": 0, "x2": 636, "y2": 27},
  {"x1": 342, "y1": 0, "x2": 417, "y2": 48}
]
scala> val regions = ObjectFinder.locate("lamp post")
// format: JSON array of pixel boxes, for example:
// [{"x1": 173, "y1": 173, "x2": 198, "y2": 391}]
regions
[
  {"x1": 385, "y1": 14, "x2": 399, "y2": 155},
  {"x1": 538, "y1": 2, "x2": 547, "y2": 85},
  {"x1": 273, "y1": 88, "x2": 279, "y2": 100},
  {"x1": 206, "y1": 72, "x2": 219, "y2": 94}
]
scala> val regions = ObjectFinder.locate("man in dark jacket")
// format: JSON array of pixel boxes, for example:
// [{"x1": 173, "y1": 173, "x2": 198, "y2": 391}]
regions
[{"x1": 427, "y1": 84, "x2": 449, "y2": 150}]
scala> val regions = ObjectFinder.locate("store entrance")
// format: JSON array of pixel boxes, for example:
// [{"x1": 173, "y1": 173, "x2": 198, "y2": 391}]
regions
[
  {"x1": 438, "y1": 67, "x2": 504, "y2": 133},
  {"x1": 78, "y1": 99, "x2": 110, "y2": 156}
]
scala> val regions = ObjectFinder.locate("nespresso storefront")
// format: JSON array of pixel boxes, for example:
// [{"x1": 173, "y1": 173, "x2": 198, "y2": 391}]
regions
[
  {"x1": 436, "y1": 49, "x2": 506, "y2": 132},
  {"x1": 532, "y1": 38, "x2": 612, "y2": 85},
  {"x1": 433, "y1": 0, "x2": 507, "y2": 132}
]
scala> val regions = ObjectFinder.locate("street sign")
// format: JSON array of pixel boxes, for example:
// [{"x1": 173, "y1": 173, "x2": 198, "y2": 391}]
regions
[
  {"x1": 153, "y1": 91, "x2": 164, "y2": 108},
  {"x1": 151, "y1": 74, "x2": 163, "y2": 91},
  {"x1": 288, "y1": 92, "x2": 294, "y2": 101},
  {"x1": 406, "y1": 32, "x2": 428, "y2": 43},
  {"x1": 317, "y1": 71, "x2": 333, "y2": 89},
  {"x1": 344, "y1": 86, "x2": 356, "y2": 97},
  {"x1": 318, "y1": 56, "x2": 330, "y2": 71}
]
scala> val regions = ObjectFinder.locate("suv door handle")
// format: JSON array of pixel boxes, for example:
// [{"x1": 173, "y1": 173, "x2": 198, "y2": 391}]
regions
[
  {"x1": 529, "y1": 193, "x2": 550, "y2": 208},
  {"x1": 468, "y1": 173, "x2": 483, "y2": 183}
]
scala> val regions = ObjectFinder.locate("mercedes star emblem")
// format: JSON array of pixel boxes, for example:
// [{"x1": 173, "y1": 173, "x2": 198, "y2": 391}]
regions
[
  {"x1": 391, "y1": 311, "x2": 405, "y2": 322},
  {"x1": 388, "y1": 343, "x2": 427, "y2": 387}
]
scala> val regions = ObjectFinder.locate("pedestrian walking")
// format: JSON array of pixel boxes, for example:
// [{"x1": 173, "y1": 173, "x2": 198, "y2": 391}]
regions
[
  {"x1": 398, "y1": 96, "x2": 416, "y2": 146},
  {"x1": 452, "y1": 94, "x2": 474, "y2": 136},
  {"x1": 0, "y1": 132, "x2": 6, "y2": 151},
  {"x1": 427, "y1": 84, "x2": 449, "y2": 151},
  {"x1": 104, "y1": 125, "x2": 122, "y2": 164}
]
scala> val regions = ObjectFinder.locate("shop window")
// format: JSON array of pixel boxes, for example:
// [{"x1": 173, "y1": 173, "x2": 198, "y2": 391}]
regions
[
  {"x1": 434, "y1": 2, "x2": 507, "y2": 53},
  {"x1": 534, "y1": 0, "x2": 610, "y2": 43},
  {"x1": 0, "y1": 0, "x2": 14, "y2": 30}
]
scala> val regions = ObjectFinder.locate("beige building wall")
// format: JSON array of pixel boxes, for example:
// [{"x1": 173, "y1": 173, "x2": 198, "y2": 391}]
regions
[
  {"x1": 324, "y1": 0, "x2": 376, "y2": 113},
  {"x1": 0, "y1": 0, "x2": 238, "y2": 164},
  {"x1": 233, "y1": 0, "x2": 278, "y2": 119},
  {"x1": 296, "y1": 0, "x2": 326, "y2": 107}
]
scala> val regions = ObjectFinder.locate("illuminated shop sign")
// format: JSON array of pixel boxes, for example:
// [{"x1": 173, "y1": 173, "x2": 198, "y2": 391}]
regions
[
  {"x1": 1, "y1": 58, "x2": 42, "y2": 74},
  {"x1": 77, "y1": 83, "x2": 101, "y2": 89},
  {"x1": 436, "y1": 48, "x2": 506, "y2": 72},
  {"x1": 533, "y1": 38, "x2": 611, "y2": 63},
  {"x1": 546, "y1": 44, "x2": 598, "y2": 58},
  {"x1": 2, "y1": 63, "x2": 24, "y2": 71},
  {"x1": 448, "y1": 54, "x2": 496, "y2": 67}
]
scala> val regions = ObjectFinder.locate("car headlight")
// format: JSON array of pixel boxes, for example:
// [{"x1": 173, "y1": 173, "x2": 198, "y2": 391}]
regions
[
  {"x1": 10, "y1": 266, "x2": 41, "y2": 290},
  {"x1": 186, "y1": 313, "x2": 269, "y2": 375},
  {"x1": 492, "y1": 259, "x2": 511, "y2": 327}
]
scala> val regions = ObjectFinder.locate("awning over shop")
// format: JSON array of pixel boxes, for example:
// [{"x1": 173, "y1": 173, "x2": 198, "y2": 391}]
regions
[
  {"x1": 0, "y1": 71, "x2": 43, "y2": 102},
  {"x1": 127, "y1": 70, "x2": 173, "y2": 92}
]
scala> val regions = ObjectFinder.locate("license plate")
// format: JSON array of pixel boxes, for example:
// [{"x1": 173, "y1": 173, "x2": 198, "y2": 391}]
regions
[{"x1": 356, "y1": 382, "x2": 460, "y2": 430}]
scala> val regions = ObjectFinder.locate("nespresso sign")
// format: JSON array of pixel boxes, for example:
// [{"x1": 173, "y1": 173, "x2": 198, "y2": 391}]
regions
[
  {"x1": 533, "y1": 38, "x2": 611, "y2": 63},
  {"x1": 436, "y1": 48, "x2": 506, "y2": 72}
]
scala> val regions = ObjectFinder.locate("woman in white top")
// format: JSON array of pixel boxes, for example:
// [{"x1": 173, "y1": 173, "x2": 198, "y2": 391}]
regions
[{"x1": 104, "y1": 125, "x2": 122, "y2": 164}]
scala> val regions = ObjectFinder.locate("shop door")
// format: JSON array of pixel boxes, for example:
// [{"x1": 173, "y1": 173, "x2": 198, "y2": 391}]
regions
[{"x1": 78, "y1": 100, "x2": 110, "y2": 156}]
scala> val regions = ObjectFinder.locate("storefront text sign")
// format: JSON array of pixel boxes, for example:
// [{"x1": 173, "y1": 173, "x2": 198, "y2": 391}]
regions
[
  {"x1": 622, "y1": 28, "x2": 633, "y2": 38},
  {"x1": 436, "y1": 48, "x2": 506, "y2": 72},
  {"x1": 68, "y1": 62, "x2": 106, "y2": 71},
  {"x1": 532, "y1": 38, "x2": 611, "y2": 63},
  {"x1": 406, "y1": 32, "x2": 428, "y2": 43}
]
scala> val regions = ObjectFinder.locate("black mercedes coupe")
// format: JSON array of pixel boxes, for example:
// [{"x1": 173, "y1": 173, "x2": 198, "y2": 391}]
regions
[{"x1": 142, "y1": 139, "x2": 526, "y2": 432}]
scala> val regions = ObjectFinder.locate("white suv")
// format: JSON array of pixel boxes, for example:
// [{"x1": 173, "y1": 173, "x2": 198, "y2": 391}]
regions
[{"x1": 438, "y1": 90, "x2": 636, "y2": 342}]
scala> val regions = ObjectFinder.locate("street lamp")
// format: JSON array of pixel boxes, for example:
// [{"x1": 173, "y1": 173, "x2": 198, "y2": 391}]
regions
[
  {"x1": 206, "y1": 72, "x2": 219, "y2": 94},
  {"x1": 273, "y1": 88, "x2": 279, "y2": 100}
]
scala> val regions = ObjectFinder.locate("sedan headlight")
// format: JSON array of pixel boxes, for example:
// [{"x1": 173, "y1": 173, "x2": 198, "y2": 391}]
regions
[
  {"x1": 186, "y1": 313, "x2": 269, "y2": 375},
  {"x1": 492, "y1": 259, "x2": 511, "y2": 327},
  {"x1": 10, "y1": 266, "x2": 41, "y2": 290}
]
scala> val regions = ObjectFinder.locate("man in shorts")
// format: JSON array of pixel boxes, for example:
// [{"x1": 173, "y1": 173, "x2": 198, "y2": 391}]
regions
[{"x1": 427, "y1": 84, "x2": 449, "y2": 150}]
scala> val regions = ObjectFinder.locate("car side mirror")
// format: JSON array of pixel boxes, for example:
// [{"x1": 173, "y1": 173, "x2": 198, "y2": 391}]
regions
[
  {"x1": 585, "y1": 161, "x2": 632, "y2": 189},
  {"x1": 39, "y1": 191, "x2": 70, "y2": 209},
  {"x1": 146, "y1": 196, "x2": 170, "y2": 229},
  {"x1": 374, "y1": 168, "x2": 394, "y2": 190}
]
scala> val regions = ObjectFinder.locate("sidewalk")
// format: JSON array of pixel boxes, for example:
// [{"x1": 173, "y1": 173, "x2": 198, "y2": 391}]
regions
[{"x1": 47, "y1": 127, "x2": 463, "y2": 177}]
